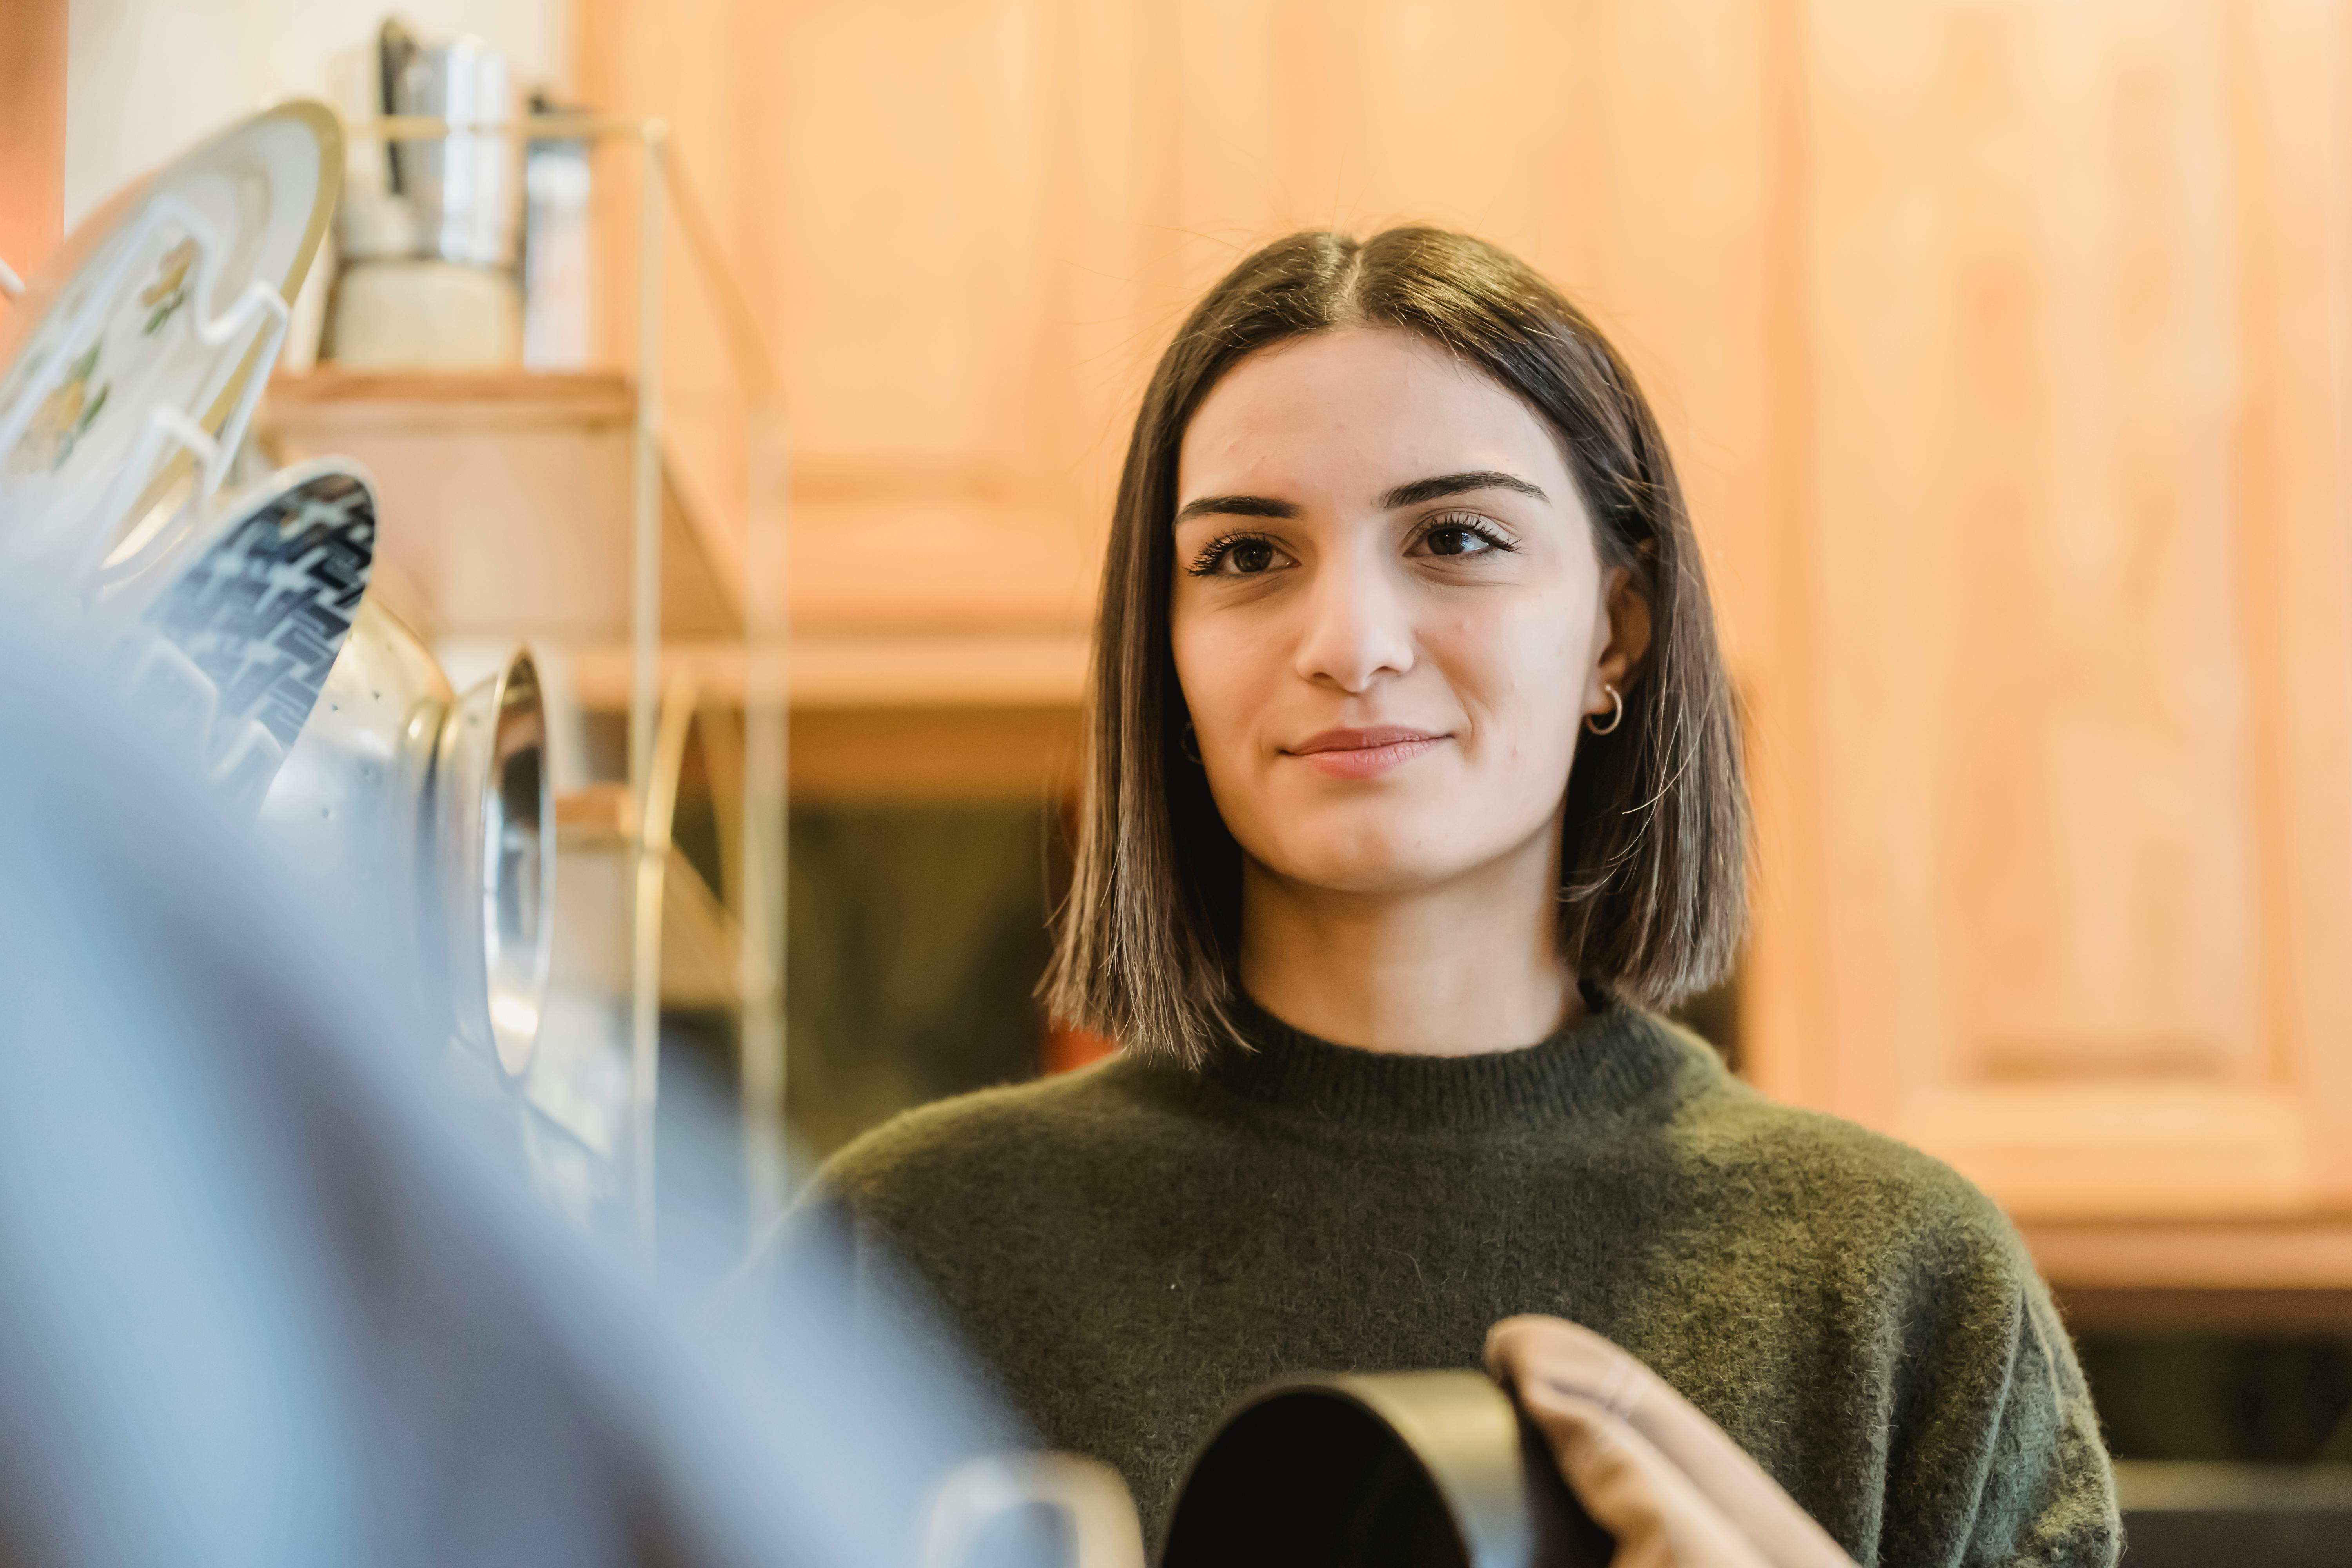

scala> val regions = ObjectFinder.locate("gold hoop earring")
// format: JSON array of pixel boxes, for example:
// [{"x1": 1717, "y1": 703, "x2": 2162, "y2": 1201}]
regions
[
  {"x1": 1180, "y1": 719, "x2": 1204, "y2": 764},
  {"x1": 1586, "y1": 683, "x2": 1624, "y2": 736}
]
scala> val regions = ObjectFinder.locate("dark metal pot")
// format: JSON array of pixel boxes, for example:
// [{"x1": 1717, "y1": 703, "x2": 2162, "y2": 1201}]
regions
[{"x1": 1158, "y1": 1371, "x2": 1614, "y2": 1568}]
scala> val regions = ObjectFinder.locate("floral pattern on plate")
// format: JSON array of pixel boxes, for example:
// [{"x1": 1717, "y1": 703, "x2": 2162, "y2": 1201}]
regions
[
  {"x1": 9, "y1": 342, "x2": 110, "y2": 475},
  {"x1": 0, "y1": 102, "x2": 340, "y2": 584},
  {"x1": 139, "y1": 238, "x2": 199, "y2": 337}
]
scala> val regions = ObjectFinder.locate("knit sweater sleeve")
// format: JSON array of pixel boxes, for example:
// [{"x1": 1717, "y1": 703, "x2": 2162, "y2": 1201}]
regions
[
  {"x1": 1872, "y1": 1225, "x2": 2120, "y2": 1568},
  {"x1": 1955, "y1": 1279, "x2": 2119, "y2": 1566}
]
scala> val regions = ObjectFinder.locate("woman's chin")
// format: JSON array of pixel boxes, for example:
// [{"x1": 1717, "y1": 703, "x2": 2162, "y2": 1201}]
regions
[
  {"x1": 1232, "y1": 789, "x2": 1564, "y2": 898},
  {"x1": 1248, "y1": 835, "x2": 1501, "y2": 899}
]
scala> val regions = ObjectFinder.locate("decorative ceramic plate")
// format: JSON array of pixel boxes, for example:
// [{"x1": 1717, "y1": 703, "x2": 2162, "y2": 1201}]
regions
[
  {"x1": 118, "y1": 461, "x2": 377, "y2": 808},
  {"x1": 0, "y1": 100, "x2": 341, "y2": 584}
]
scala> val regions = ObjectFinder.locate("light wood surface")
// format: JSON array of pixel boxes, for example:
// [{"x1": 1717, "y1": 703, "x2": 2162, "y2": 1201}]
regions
[
  {"x1": 564, "y1": 634, "x2": 1089, "y2": 710},
  {"x1": 788, "y1": 706, "x2": 1086, "y2": 802},
  {"x1": 574, "y1": 1, "x2": 2352, "y2": 1258},
  {"x1": 259, "y1": 369, "x2": 741, "y2": 640},
  {"x1": 0, "y1": 0, "x2": 65, "y2": 288},
  {"x1": 267, "y1": 367, "x2": 638, "y2": 414},
  {"x1": 2053, "y1": 1285, "x2": 2352, "y2": 1334},
  {"x1": 575, "y1": 0, "x2": 1786, "y2": 644},
  {"x1": 2025, "y1": 1217, "x2": 2352, "y2": 1292},
  {"x1": 1756, "y1": 0, "x2": 2352, "y2": 1227}
]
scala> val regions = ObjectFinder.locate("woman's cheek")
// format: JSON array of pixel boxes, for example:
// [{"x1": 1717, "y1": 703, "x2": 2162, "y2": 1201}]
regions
[{"x1": 1455, "y1": 630, "x2": 1585, "y2": 782}]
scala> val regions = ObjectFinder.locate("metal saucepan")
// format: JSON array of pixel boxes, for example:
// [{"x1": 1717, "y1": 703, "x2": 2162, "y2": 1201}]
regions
[
  {"x1": 108, "y1": 459, "x2": 377, "y2": 808},
  {"x1": 259, "y1": 596, "x2": 553, "y2": 1074},
  {"x1": 1159, "y1": 1371, "x2": 1613, "y2": 1568}
]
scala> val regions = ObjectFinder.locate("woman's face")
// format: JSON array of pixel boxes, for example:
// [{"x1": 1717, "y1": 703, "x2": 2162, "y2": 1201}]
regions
[{"x1": 1170, "y1": 326, "x2": 1637, "y2": 898}]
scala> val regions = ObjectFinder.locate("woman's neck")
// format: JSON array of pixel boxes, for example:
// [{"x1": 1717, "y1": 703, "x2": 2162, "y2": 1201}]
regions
[{"x1": 1234, "y1": 833, "x2": 1583, "y2": 1057}]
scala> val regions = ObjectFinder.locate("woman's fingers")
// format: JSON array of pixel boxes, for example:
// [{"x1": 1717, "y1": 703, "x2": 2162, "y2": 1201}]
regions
[
  {"x1": 1515, "y1": 1388, "x2": 1770, "y2": 1568},
  {"x1": 1486, "y1": 1316, "x2": 1856, "y2": 1568}
]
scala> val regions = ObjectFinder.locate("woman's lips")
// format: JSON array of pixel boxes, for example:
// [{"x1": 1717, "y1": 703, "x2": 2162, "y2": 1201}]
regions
[{"x1": 1283, "y1": 727, "x2": 1448, "y2": 780}]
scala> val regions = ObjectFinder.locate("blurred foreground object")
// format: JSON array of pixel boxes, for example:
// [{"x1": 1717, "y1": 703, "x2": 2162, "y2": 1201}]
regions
[
  {"x1": 924, "y1": 1455, "x2": 1143, "y2": 1568},
  {"x1": 0, "y1": 615, "x2": 1003, "y2": 1568}
]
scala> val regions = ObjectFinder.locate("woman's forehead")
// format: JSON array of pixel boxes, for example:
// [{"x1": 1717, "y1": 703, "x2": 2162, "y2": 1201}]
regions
[{"x1": 1176, "y1": 328, "x2": 1571, "y2": 509}]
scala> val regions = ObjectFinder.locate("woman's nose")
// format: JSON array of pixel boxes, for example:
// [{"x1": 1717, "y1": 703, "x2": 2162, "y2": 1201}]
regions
[{"x1": 1290, "y1": 551, "x2": 1416, "y2": 694}]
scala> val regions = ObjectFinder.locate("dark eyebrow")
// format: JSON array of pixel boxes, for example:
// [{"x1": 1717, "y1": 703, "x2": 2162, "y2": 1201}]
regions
[
  {"x1": 1172, "y1": 494, "x2": 1300, "y2": 525},
  {"x1": 1379, "y1": 470, "x2": 1548, "y2": 509}
]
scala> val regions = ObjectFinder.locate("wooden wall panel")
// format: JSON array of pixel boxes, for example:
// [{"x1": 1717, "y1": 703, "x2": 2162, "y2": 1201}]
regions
[
  {"x1": 0, "y1": 0, "x2": 67, "y2": 288},
  {"x1": 1782, "y1": 0, "x2": 2352, "y2": 1220},
  {"x1": 2227, "y1": 0, "x2": 2352, "y2": 1210},
  {"x1": 581, "y1": 0, "x2": 1782, "y2": 645},
  {"x1": 579, "y1": 0, "x2": 2352, "y2": 1234}
]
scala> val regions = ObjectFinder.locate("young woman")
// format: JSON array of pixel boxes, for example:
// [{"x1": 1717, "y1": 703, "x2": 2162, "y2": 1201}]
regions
[{"x1": 779, "y1": 229, "x2": 2117, "y2": 1564}]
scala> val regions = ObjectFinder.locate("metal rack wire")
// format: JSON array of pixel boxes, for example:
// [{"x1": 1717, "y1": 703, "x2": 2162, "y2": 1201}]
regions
[{"x1": 349, "y1": 112, "x2": 791, "y2": 1255}]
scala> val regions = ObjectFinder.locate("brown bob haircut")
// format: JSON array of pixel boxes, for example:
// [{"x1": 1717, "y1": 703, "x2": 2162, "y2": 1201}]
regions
[{"x1": 1044, "y1": 227, "x2": 1748, "y2": 1067}]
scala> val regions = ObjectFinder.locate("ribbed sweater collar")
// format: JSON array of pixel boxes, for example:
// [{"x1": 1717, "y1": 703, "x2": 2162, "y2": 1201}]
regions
[{"x1": 1184, "y1": 995, "x2": 1710, "y2": 1137}]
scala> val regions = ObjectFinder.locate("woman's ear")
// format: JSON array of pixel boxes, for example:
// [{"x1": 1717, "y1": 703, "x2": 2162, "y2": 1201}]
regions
[{"x1": 1590, "y1": 566, "x2": 1653, "y2": 712}]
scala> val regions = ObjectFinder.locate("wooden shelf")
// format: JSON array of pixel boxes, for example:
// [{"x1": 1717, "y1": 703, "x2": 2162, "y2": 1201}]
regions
[
  {"x1": 264, "y1": 367, "x2": 637, "y2": 420},
  {"x1": 263, "y1": 368, "x2": 1093, "y2": 719},
  {"x1": 554, "y1": 649, "x2": 1089, "y2": 801},
  {"x1": 259, "y1": 367, "x2": 742, "y2": 642},
  {"x1": 268, "y1": 372, "x2": 1092, "y2": 795},
  {"x1": 788, "y1": 704, "x2": 1085, "y2": 801},
  {"x1": 2022, "y1": 1217, "x2": 2352, "y2": 1292},
  {"x1": 563, "y1": 633, "x2": 1088, "y2": 711},
  {"x1": 2053, "y1": 1285, "x2": 2352, "y2": 1334}
]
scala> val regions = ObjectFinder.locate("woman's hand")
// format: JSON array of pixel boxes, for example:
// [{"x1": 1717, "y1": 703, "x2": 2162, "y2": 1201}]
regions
[{"x1": 1484, "y1": 1316, "x2": 1857, "y2": 1568}]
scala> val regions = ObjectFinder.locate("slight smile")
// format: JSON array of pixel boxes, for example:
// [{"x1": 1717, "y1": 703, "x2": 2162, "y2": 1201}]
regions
[{"x1": 1283, "y1": 727, "x2": 1450, "y2": 780}]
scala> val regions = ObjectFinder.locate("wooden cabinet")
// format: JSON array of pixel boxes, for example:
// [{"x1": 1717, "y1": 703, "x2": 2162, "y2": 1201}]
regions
[
  {"x1": 1752, "y1": 0, "x2": 2352, "y2": 1258},
  {"x1": 577, "y1": 0, "x2": 2352, "y2": 1276},
  {"x1": 0, "y1": 0, "x2": 64, "y2": 285}
]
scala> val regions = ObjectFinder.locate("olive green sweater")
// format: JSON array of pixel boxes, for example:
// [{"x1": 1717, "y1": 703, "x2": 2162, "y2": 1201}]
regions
[{"x1": 783, "y1": 1002, "x2": 2119, "y2": 1564}]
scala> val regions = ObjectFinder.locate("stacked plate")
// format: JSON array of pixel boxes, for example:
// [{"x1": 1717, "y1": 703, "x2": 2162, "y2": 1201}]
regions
[
  {"x1": 0, "y1": 100, "x2": 554, "y2": 1078},
  {"x1": 0, "y1": 100, "x2": 354, "y2": 801},
  {"x1": 0, "y1": 100, "x2": 341, "y2": 587}
]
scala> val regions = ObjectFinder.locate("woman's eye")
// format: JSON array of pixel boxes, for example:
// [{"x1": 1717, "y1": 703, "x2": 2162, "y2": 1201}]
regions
[
  {"x1": 1190, "y1": 535, "x2": 1285, "y2": 576},
  {"x1": 1421, "y1": 521, "x2": 1505, "y2": 558},
  {"x1": 1227, "y1": 540, "x2": 1277, "y2": 574}
]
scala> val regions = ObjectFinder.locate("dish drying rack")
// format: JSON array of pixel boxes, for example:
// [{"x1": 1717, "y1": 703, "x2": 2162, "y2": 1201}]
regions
[{"x1": 325, "y1": 112, "x2": 792, "y2": 1256}]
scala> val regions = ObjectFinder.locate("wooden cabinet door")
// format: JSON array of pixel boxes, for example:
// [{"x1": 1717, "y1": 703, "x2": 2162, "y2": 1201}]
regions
[
  {"x1": 1742, "y1": 0, "x2": 2352, "y2": 1227},
  {"x1": 0, "y1": 0, "x2": 64, "y2": 287},
  {"x1": 577, "y1": 0, "x2": 1789, "y2": 645}
]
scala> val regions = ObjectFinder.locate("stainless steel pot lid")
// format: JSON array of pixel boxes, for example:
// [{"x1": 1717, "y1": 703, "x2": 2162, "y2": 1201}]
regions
[{"x1": 1159, "y1": 1370, "x2": 1612, "y2": 1568}]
